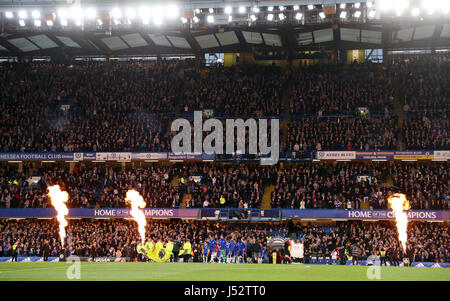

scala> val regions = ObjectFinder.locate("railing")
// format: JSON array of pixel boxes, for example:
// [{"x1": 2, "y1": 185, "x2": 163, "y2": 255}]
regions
[{"x1": 0, "y1": 208, "x2": 448, "y2": 221}]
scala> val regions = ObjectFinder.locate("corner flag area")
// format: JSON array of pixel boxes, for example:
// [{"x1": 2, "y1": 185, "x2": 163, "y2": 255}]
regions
[{"x1": 1, "y1": 263, "x2": 449, "y2": 281}]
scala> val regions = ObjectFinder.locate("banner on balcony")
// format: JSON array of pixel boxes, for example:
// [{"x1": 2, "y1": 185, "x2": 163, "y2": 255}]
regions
[
  {"x1": 281, "y1": 209, "x2": 449, "y2": 221},
  {"x1": 0, "y1": 208, "x2": 200, "y2": 219}
]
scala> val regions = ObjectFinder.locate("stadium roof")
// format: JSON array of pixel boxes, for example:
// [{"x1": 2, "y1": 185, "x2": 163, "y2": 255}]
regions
[
  {"x1": 0, "y1": 1, "x2": 448, "y2": 57},
  {"x1": 0, "y1": 21, "x2": 448, "y2": 57}
]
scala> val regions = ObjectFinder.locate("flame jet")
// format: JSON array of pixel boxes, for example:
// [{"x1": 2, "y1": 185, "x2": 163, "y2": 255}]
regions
[
  {"x1": 125, "y1": 189, "x2": 147, "y2": 244},
  {"x1": 47, "y1": 185, "x2": 69, "y2": 247},
  {"x1": 387, "y1": 193, "x2": 411, "y2": 252}
]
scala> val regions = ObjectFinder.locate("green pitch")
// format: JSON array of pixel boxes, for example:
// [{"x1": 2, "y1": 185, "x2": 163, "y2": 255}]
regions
[{"x1": 0, "y1": 262, "x2": 449, "y2": 281}]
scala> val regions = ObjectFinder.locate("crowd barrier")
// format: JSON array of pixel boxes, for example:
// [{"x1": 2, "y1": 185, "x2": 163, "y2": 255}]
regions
[
  {"x1": 0, "y1": 208, "x2": 448, "y2": 221},
  {"x1": 0, "y1": 257, "x2": 447, "y2": 268},
  {"x1": 0, "y1": 150, "x2": 447, "y2": 162}
]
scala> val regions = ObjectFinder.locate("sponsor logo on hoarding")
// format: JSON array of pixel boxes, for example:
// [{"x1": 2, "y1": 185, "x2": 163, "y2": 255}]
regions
[
  {"x1": 316, "y1": 151, "x2": 356, "y2": 160},
  {"x1": 433, "y1": 150, "x2": 450, "y2": 160},
  {"x1": 393, "y1": 151, "x2": 434, "y2": 160}
]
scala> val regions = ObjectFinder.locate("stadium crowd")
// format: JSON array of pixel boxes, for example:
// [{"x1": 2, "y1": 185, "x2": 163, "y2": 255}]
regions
[
  {"x1": 0, "y1": 219, "x2": 448, "y2": 264},
  {"x1": 285, "y1": 116, "x2": 399, "y2": 152},
  {"x1": 0, "y1": 55, "x2": 447, "y2": 153},
  {"x1": 271, "y1": 162, "x2": 448, "y2": 210},
  {"x1": 396, "y1": 55, "x2": 449, "y2": 150},
  {"x1": 0, "y1": 60, "x2": 185, "y2": 152},
  {"x1": 391, "y1": 162, "x2": 449, "y2": 211},
  {"x1": 288, "y1": 63, "x2": 395, "y2": 116},
  {"x1": 271, "y1": 162, "x2": 389, "y2": 209},
  {"x1": 0, "y1": 164, "x2": 182, "y2": 208},
  {"x1": 185, "y1": 164, "x2": 270, "y2": 208},
  {"x1": 0, "y1": 161, "x2": 447, "y2": 210},
  {"x1": 181, "y1": 64, "x2": 283, "y2": 117}
]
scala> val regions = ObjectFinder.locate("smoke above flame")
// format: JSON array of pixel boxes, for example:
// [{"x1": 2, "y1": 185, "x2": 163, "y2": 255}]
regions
[
  {"x1": 125, "y1": 189, "x2": 147, "y2": 244},
  {"x1": 47, "y1": 185, "x2": 69, "y2": 247},
  {"x1": 387, "y1": 193, "x2": 411, "y2": 252}
]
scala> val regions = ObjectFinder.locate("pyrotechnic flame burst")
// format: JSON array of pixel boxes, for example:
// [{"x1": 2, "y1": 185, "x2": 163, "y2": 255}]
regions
[
  {"x1": 387, "y1": 193, "x2": 411, "y2": 252},
  {"x1": 47, "y1": 185, "x2": 69, "y2": 247},
  {"x1": 125, "y1": 189, "x2": 147, "y2": 244}
]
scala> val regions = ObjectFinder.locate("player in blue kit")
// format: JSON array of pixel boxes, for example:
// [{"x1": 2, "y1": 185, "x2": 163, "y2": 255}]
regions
[
  {"x1": 202, "y1": 241, "x2": 209, "y2": 263},
  {"x1": 237, "y1": 238, "x2": 247, "y2": 264},
  {"x1": 207, "y1": 236, "x2": 217, "y2": 263},
  {"x1": 218, "y1": 235, "x2": 227, "y2": 263},
  {"x1": 227, "y1": 239, "x2": 235, "y2": 264}
]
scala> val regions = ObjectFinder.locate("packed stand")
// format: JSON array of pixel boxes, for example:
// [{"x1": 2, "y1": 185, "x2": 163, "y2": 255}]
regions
[
  {"x1": 0, "y1": 164, "x2": 183, "y2": 208},
  {"x1": 396, "y1": 55, "x2": 449, "y2": 150},
  {"x1": 0, "y1": 219, "x2": 448, "y2": 264},
  {"x1": 402, "y1": 111, "x2": 448, "y2": 150},
  {"x1": 270, "y1": 162, "x2": 391, "y2": 209},
  {"x1": 391, "y1": 162, "x2": 449, "y2": 210},
  {"x1": 0, "y1": 60, "x2": 189, "y2": 152},
  {"x1": 181, "y1": 64, "x2": 284, "y2": 117},
  {"x1": 289, "y1": 63, "x2": 394, "y2": 116},
  {"x1": 285, "y1": 117, "x2": 399, "y2": 152},
  {"x1": 183, "y1": 164, "x2": 273, "y2": 208}
]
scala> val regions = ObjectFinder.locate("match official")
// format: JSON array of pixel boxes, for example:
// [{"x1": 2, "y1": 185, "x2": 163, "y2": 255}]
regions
[
  {"x1": 182, "y1": 239, "x2": 192, "y2": 263},
  {"x1": 11, "y1": 241, "x2": 19, "y2": 262}
]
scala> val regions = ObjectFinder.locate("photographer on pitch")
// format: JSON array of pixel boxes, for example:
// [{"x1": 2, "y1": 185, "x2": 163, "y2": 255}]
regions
[{"x1": 351, "y1": 243, "x2": 362, "y2": 265}]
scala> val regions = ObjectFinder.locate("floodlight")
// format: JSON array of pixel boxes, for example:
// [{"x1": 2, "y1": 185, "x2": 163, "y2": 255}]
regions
[
  {"x1": 295, "y1": 12, "x2": 303, "y2": 20},
  {"x1": 319, "y1": 12, "x2": 326, "y2": 19},
  {"x1": 166, "y1": 4, "x2": 179, "y2": 19},
  {"x1": 267, "y1": 13, "x2": 274, "y2": 21},
  {"x1": 379, "y1": 0, "x2": 392, "y2": 11},
  {"x1": 139, "y1": 7, "x2": 151, "y2": 19},
  {"x1": 126, "y1": 8, "x2": 136, "y2": 19},
  {"x1": 86, "y1": 8, "x2": 97, "y2": 19},
  {"x1": 111, "y1": 8, "x2": 122, "y2": 19},
  {"x1": 340, "y1": 11, "x2": 347, "y2": 18},
  {"x1": 18, "y1": 11, "x2": 27, "y2": 19},
  {"x1": 225, "y1": 7, "x2": 232, "y2": 14},
  {"x1": 58, "y1": 9, "x2": 68, "y2": 19},
  {"x1": 32, "y1": 10, "x2": 40, "y2": 19},
  {"x1": 154, "y1": 16, "x2": 163, "y2": 25},
  {"x1": 19, "y1": 19, "x2": 26, "y2": 26},
  {"x1": 394, "y1": 0, "x2": 409, "y2": 13},
  {"x1": 72, "y1": 8, "x2": 84, "y2": 20},
  {"x1": 239, "y1": 7, "x2": 246, "y2": 13},
  {"x1": 34, "y1": 19, "x2": 41, "y2": 27},
  {"x1": 5, "y1": 11, "x2": 13, "y2": 18},
  {"x1": 46, "y1": 20, "x2": 53, "y2": 26},
  {"x1": 253, "y1": 7, "x2": 260, "y2": 13}
]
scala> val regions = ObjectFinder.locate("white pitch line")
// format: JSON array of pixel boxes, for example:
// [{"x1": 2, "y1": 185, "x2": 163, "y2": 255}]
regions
[{"x1": 0, "y1": 264, "x2": 91, "y2": 274}]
